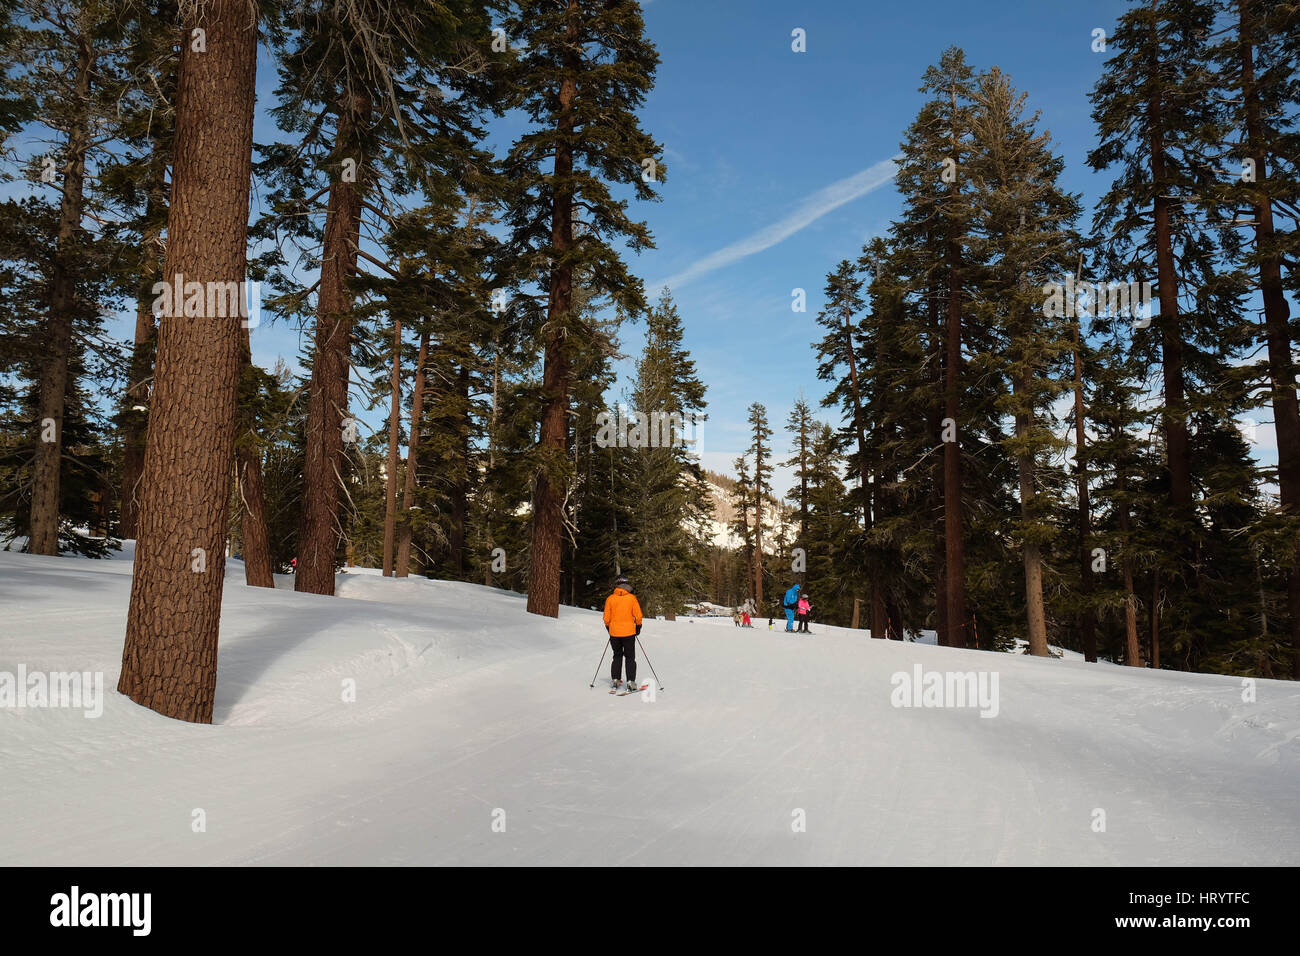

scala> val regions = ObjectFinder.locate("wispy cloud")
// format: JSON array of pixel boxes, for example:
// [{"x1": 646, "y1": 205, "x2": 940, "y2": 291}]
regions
[{"x1": 654, "y1": 155, "x2": 902, "y2": 292}]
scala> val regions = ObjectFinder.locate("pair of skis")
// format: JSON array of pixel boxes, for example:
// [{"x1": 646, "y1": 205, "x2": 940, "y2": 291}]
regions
[{"x1": 609, "y1": 681, "x2": 649, "y2": 696}]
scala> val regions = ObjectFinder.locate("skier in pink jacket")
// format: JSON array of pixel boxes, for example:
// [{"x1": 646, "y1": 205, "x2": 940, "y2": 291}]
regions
[{"x1": 796, "y1": 594, "x2": 811, "y2": 633}]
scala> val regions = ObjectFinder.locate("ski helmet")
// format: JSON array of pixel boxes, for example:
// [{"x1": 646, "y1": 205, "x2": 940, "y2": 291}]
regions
[{"x1": 614, "y1": 574, "x2": 630, "y2": 589}]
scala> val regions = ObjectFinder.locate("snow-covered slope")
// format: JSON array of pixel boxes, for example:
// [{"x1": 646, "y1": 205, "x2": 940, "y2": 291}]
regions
[{"x1": 1, "y1": 549, "x2": 1297, "y2": 865}]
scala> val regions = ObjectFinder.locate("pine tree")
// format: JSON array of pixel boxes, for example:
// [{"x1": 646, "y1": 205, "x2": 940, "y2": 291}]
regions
[
  {"x1": 812, "y1": 259, "x2": 879, "y2": 633},
  {"x1": 0, "y1": 195, "x2": 119, "y2": 556},
  {"x1": 96, "y1": 0, "x2": 177, "y2": 540},
  {"x1": 621, "y1": 290, "x2": 710, "y2": 618},
  {"x1": 804, "y1": 424, "x2": 855, "y2": 625},
  {"x1": 784, "y1": 396, "x2": 815, "y2": 544},
  {"x1": 255, "y1": 0, "x2": 495, "y2": 595},
  {"x1": 500, "y1": 0, "x2": 662, "y2": 617},
  {"x1": 1209, "y1": 0, "x2": 1300, "y2": 677},
  {"x1": 890, "y1": 48, "x2": 982, "y2": 647},
  {"x1": 730, "y1": 454, "x2": 755, "y2": 605},
  {"x1": 1088, "y1": 334, "x2": 1152, "y2": 667},
  {"x1": 1089, "y1": 0, "x2": 1255, "y2": 668},
  {"x1": 859, "y1": 237, "x2": 930, "y2": 639},
  {"x1": 746, "y1": 402, "x2": 772, "y2": 606},
  {"x1": 8, "y1": 0, "x2": 131, "y2": 553},
  {"x1": 117, "y1": 0, "x2": 259, "y2": 722},
  {"x1": 967, "y1": 66, "x2": 1081, "y2": 655}
]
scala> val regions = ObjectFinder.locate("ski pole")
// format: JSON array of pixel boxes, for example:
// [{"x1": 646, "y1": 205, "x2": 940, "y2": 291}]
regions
[
  {"x1": 636, "y1": 636, "x2": 663, "y2": 691},
  {"x1": 588, "y1": 635, "x2": 610, "y2": 688}
]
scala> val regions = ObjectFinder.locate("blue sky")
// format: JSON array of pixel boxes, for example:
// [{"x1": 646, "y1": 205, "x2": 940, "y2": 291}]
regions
[{"x1": 606, "y1": 0, "x2": 1139, "y2": 482}]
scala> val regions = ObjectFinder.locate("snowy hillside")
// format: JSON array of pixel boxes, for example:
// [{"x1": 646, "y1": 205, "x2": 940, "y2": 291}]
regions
[
  {"x1": 703, "y1": 477, "x2": 794, "y2": 550},
  {"x1": 2, "y1": 549, "x2": 1298, "y2": 865}
]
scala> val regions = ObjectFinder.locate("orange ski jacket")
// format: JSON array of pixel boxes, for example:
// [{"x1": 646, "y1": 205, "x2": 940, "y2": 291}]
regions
[{"x1": 603, "y1": 587, "x2": 643, "y2": 638}]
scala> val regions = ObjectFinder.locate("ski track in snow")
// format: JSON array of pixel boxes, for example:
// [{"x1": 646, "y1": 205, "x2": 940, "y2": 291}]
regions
[{"x1": 1, "y1": 549, "x2": 1298, "y2": 866}]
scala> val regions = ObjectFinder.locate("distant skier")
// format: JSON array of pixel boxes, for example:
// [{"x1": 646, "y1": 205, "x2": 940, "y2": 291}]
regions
[
  {"x1": 796, "y1": 592, "x2": 811, "y2": 633},
  {"x1": 782, "y1": 583, "x2": 800, "y2": 632},
  {"x1": 603, "y1": 575, "x2": 643, "y2": 692},
  {"x1": 741, "y1": 609, "x2": 752, "y2": 627}
]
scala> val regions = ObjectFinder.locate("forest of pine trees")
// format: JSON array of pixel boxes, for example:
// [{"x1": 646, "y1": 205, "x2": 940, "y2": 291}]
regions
[
  {"x1": 784, "y1": 7, "x2": 1299, "y2": 679},
  {"x1": 0, "y1": 0, "x2": 1296, "y2": 723}
]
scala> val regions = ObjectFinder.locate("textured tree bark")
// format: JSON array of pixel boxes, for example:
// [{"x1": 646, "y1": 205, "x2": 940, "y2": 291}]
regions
[
  {"x1": 296, "y1": 96, "x2": 367, "y2": 596},
  {"x1": 395, "y1": 331, "x2": 429, "y2": 577},
  {"x1": 236, "y1": 327, "x2": 273, "y2": 589},
  {"x1": 526, "y1": 6, "x2": 579, "y2": 618},
  {"x1": 382, "y1": 316, "x2": 402, "y2": 576},
  {"x1": 30, "y1": 38, "x2": 93, "y2": 555},
  {"x1": 118, "y1": 0, "x2": 258, "y2": 722}
]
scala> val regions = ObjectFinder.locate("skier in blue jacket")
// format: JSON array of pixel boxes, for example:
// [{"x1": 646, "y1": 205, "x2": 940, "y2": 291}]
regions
[{"x1": 782, "y1": 583, "x2": 800, "y2": 632}]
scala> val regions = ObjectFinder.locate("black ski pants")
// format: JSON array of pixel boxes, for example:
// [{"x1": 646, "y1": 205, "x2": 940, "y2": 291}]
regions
[{"x1": 609, "y1": 635, "x2": 637, "y2": 683}]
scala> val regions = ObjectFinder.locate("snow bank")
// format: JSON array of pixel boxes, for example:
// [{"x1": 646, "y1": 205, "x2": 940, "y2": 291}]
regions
[{"x1": 1, "y1": 549, "x2": 1296, "y2": 865}]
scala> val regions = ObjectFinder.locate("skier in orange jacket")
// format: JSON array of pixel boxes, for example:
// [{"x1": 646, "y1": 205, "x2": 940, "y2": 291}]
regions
[{"x1": 603, "y1": 575, "x2": 643, "y2": 691}]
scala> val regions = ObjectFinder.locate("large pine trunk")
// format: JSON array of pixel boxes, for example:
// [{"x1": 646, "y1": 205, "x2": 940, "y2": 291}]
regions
[
  {"x1": 296, "y1": 100, "x2": 367, "y2": 596},
  {"x1": 30, "y1": 40, "x2": 93, "y2": 555},
  {"x1": 118, "y1": 0, "x2": 258, "y2": 722},
  {"x1": 1238, "y1": 3, "x2": 1300, "y2": 679},
  {"x1": 396, "y1": 331, "x2": 429, "y2": 577},
  {"x1": 526, "y1": 29, "x2": 579, "y2": 618}
]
